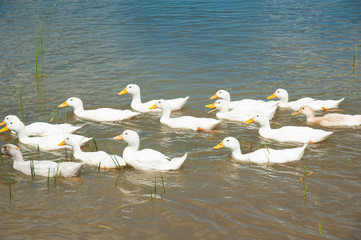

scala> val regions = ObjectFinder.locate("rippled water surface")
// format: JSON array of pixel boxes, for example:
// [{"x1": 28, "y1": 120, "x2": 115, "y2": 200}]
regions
[{"x1": 1, "y1": 0, "x2": 361, "y2": 239}]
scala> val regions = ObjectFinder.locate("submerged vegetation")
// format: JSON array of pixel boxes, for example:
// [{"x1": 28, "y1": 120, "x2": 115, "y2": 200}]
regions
[
  {"x1": 150, "y1": 175, "x2": 166, "y2": 203},
  {"x1": 35, "y1": 0, "x2": 58, "y2": 78}
]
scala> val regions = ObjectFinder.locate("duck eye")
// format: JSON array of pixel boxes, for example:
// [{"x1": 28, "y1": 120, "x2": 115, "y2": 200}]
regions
[{"x1": 66, "y1": 137, "x2": 69, "y2": 140}]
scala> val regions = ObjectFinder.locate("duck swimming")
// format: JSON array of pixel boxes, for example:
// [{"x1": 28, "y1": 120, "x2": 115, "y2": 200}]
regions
[
  {"x1": 58, "y1": 97, "x2": 139, "y2": 122},
  {"x1": 0, "y1": 118, "x2": 91, "y2": 151},
  {"x1": 150, "y1": 99, "x2": 220, "y2": 131},
  {"x1": 205, "y1": 99, "x2": 277, "y2": 122},
  {"x1": 292, "y1": 105, "x2": 361, "y2": 127},
  {"x1": 2, "y1": 144, "x2": 83, "y2": 177},
  {"x1": 267, "y1": 88, "x2": 344, "y2": 111},
  {"x1": 58, "y1": 135, "x2": 126, "y2": 169},
  {"x1": 1, "y1": 115, "x2": 81, "y2": 137},
  {"x1": 210, "y1": 89, "x2": 278, "y2": 110},
  {"x1": 118, "y1": 84, "x2": 189, "y2": 112},
  {"x1": 113, "y1": 130, "x2": 187, "y2": 170},
  {"x1": 213, "y1": 137, "x2": 307, "y2": 164},
  {"x1": 245, "y1": 114, "x2": 333, "y2": 143}
]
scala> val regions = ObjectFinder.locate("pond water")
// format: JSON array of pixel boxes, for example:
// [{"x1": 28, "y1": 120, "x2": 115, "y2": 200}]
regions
[{"x1": 0, "y1": 0, "x2": 360, "y2": 239}]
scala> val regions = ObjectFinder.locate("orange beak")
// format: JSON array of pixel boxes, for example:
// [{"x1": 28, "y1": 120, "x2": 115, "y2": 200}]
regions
[{"x1": 213, "y1": 142, "x2": 224, "y2": 149}]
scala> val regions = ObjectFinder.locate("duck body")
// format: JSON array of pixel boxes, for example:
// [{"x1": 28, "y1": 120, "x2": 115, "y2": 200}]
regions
[
  {"x1": 119, "y1": 84, "x2": 189, "y2": 113},
  {"x1": 213, "y1": 137, "x2": 307, "y2": 164},
  {"x1": 151, "y1": 99, "x2": 220, "y2": 130},
  {"x1": 0, "y1": 118, "x2": 91, "y2": 151},
  {"x1": 2, "y1": 144, "x2": 83, "y2": 177},
  {"x1": 59, "y1": 136, "x2": 126, "y2": 168},
  {"x1": 210, "y1": 89, "x2": 279, "y2": 111},
  {"x1": 294, "y1": 105, "x2": 361, "y2": 127},
  {"x1": 1, "y1": 115, "x2": 81, "y2": 137},
  {"x1": 268, "y1": 88, "x2": 344, "y2": 111},
  {"x1": 58, "y1": 97, "x2": 139, "y2": 122},
  {"x1": 113, "y1": 130, "x2": 187, "y2": 170},
  {"x1": 206, "y1": 99, "x2": 277, "y2": 122},
  {"x1": 247, "y1": 115, "x2": 333, "y2": 143}
]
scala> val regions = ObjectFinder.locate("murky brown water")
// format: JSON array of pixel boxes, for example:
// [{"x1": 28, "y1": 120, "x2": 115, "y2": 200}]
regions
[{"x1": 1, "y1": 0, "x2": 361, "y2": 239}]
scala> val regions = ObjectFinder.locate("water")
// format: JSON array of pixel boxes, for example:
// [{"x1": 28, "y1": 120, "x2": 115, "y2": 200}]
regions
[{"x1": 0, "y1": 0, "x2": 360, "y2": 239}]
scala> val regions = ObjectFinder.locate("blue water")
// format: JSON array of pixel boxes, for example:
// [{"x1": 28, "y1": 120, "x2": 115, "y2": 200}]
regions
[{"x1": 0, "y1": 0, "x2": 360, "y2": 239}]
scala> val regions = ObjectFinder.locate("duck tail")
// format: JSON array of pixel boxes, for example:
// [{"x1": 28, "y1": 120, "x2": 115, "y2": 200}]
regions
[
  {"x1": 168, "y1": 153, "x2": 188, "y2": 170},
  {"x1": 59, "y1": 162, "x2": 84, "y2": 177}
]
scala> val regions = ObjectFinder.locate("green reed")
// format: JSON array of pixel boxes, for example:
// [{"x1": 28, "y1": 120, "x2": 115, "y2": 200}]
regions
[
  {"x1": 150, "y1": 176, "x2": 166, "y2": 203},
  {"x1": 161, "y1": 175, "x2": 166, "y2": 194},
  {"x1": 106, "y1": 144, "x2": 123, "y2": 170},
  {"x1": 299, "y1": 165, "x2": 313, "y2": 204},
  {"x1": 35, "y1": 0, "x2": 58, "y2": 77},
  {"x1": 1, "y1": 155, "x2": 3, "y2": 169},
  {"x1": 92, "y1": 138, "x2": 99, "y2": 152},
  {"x1": 47, "y1": 168, "x2": 50, "y2": 189},
  {"x1": 319, "y1": 217, "x2": 323, "y2": 236},
  {"x1": 115, "y1": 201, "x2": 119, "y2": 211},
  {"x1": 30, "y1": 160, "x2": 36, "y2": 177},
  {"x1": 97, "y1": 162, "x2": 101, "y2": 172}
]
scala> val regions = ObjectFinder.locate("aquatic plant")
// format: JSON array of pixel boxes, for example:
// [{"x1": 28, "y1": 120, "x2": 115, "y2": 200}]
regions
[
  {"x1": 115, "y1": 201, "x2": 119, "y2": 211},
  {"x1": 35, "y1": 0, "x2": 59, "y2": 77},
  {"x1": 299, "y1": 165, "x2": 313, "y2": 203},
  {"x1": 319, "y1": 217, "x2": 323, "y2": 236},
  {"x1": 150, "y1": 175, "x2": 166, "y2": 203},
  {"x1": 106, "y1": 144, "x2": 123, "y2": 170},
  {"x1": 92, "y1": 138, "x2": 99, "y2": 152},
  {"x1": 47, "y1": 168, "x2": 50, "y2": 189},
  {"x1": 30, "y1": 160, "x2": 36, "y2": 177}
]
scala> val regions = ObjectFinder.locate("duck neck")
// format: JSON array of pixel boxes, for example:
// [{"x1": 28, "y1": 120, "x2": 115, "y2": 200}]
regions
[
  {"x1": 12, "y1": 150, "x2": 24, "y2": 163},
  {"x1": 71, "y1": 144, "x2": 82, "y2": 155},
  {"x1": 73, "y1": 102, "x2": 85, "y2": 115},
  {"x1": 258, "y1": 119, "x2": 271, "y2": 130},
  {"x1": 219, "y1": 103, "x2": 230, "y2": 113},
  {"x1": 125, "y1": 141, "x2": 139, "y2": 152},
  {"x1": 16, "y1": 122, "x2": 31, "y2": 142},
  {"x1": 305, "y1": 109, "x2": 315, "y2": 122},
  {"x1": 160, "y1": 105, "x2": 171, "y2": 121},
  {"x1": 130, "y1": 92, "x2": 142, "y2": 107},
  {"x1": 279, "y1": 93, "x2": 289, "y2": 105},
  {"x1": 231, "y1": 147, "x2": 243, "y2": 159}
]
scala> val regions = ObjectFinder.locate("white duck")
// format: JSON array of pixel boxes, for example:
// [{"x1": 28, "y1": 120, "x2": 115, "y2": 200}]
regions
[
  {"x1": 1, "y1": 115, "x2": 81, "y2": 137},
  {"x1": 150, "y1": 99, "x2": 220, "y2": 131},
  {"x1": 210, "y1": 89, "x2": 278, "y2": 110},
  {"x1": 2, "y1": 144, "x2": 83, "y2": 177},
  {"x1": 58, "y1": 97, "x2": 139, "y2": 122},
  {"x1": 292, "y1": 105, "x2": 361, "y2": 127},
  {"x1": 0, "y1": 118, "x2": 91, "y2": 151},
  {"x1": 245, "y1": 114, "x2": 333, "y2": 143},
  {"x1": 213, "y1": 137, "x2": 307, "y2": 164},
  {"x1": 118, "y1": 83, "x2": 189, "y2": 112},
  {"x1": 113, "y1": 130, "x2": 187, "y2": 170},
  {"x1": 58, "y1": 135, "x2": 126, "y2": 169},
  {"x1": 267, "y1": 88, "x2": 344, "y2": 111},
  {"x1": 205, "y1": 99, "x2": 277, "y2": 122}
]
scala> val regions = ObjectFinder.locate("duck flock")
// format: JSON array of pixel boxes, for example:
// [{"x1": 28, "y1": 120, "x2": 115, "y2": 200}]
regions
[{"x1": 1, "y1": 84, "x2": 360, "y2": 178}]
